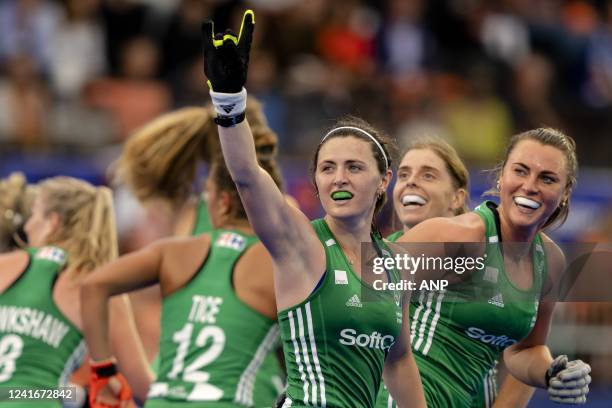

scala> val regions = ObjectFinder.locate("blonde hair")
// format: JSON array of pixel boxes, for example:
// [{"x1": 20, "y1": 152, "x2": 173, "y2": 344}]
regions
[
  {"x1": 114, "y1": 98, "x2": 278, "y2": 209},
  {"x1": 38, "y1": 177, "x2": 117, "y2": 276},
  {"x1": 0, "y1": 172, "x2": 36, "y2": 252},
  {"x1": 402, "y1": 136, "x2": 470, "y2": 215},
  {"x1": 486, "y1": 127, "x2": 578, "y2": 229}
]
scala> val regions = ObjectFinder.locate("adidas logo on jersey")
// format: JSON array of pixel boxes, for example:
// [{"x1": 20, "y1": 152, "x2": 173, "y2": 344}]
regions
[
  {"x1": 346, "y1": 294, "x2": 362, "y2": 308},
  {"x1": 487, "y1": 293, "x2": 504, "y2": 308}
]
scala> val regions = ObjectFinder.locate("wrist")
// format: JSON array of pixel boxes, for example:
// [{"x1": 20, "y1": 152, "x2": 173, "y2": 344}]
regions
[
  {"x1": 209, "y1": 87, "x2": 247, "y2": 117},
  {"x1": 214, "y1": 111, "x2": 246, "y2": 127},
  {"x1": 90, "y1": 357, "x2": 118, "y2": 378}
]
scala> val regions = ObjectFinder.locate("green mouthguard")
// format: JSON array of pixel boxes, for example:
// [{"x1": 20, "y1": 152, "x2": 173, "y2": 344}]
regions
[{"x1": 331, "y1": 191, "x2": 353, "y2": 200}]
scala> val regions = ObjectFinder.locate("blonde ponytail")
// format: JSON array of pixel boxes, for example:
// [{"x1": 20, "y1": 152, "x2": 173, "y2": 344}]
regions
[
  {"x1": 0, "y1": 172, "x2": 36, "y2": 252},
  {"x1": 39, "y1": 177, "x2": 118, "y2": 278}
]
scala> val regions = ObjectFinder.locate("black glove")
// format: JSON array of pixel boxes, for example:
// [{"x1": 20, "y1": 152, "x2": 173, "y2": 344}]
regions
[{"x1": 202, "y1": 10, "x2": 254, "y2": 94}]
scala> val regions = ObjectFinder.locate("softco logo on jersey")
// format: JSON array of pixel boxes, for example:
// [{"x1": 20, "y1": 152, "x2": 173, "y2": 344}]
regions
[
  {"x1": 339, "y1": 329, "x2": 395, "y2": 350},
  {"x1": 465, "y1": 327, "x2": 517, "y2": 348}
]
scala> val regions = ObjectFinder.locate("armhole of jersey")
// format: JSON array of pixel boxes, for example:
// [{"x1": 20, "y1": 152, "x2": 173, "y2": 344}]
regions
[
  {"x1": 309, "y1": 271, "x2": 326, "y2": 296},
  {"x1": 229, "y1": 240, "x2": 257, "y2": 292},
  {"x1": 536, "y1": 234, "x2": 551, "y2": 299},
  {"x1": 0, "y1": 250, "x2": 33, "y2": 295},
  {"x1": 485, "y1": 201, "x2": 503, "y2": 242}
]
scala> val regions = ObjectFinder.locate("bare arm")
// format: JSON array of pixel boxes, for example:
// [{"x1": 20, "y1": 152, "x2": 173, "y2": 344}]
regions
[
  {"x1": 217, "y1": 121, "x2": 317, "y2": 258},
  {"x1": 383, "y1": 297, "x2": 427, "y2": 408},
  {"x1": 503, "y1": 300, "x2": 555, "y2": 387},
  {"x1": 81, "y1": 243, "x2": 164, "y2": 362},
  {"x1": 492, "y1": 373, "x2": 535, "y2": 408},
  {"x1": 502, "y1": 238, "x2": 566, "y2": 388},
  {"x1": 108, "y1": 295, "x2": 155, "y2": 402}
]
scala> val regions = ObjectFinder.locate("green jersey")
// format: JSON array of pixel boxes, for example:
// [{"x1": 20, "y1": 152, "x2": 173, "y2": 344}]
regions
[
  {"x1": 150, "y1": 195, "x2": 215, "y2": 376},
  {"x1": 279, "y1": 219, "x2": 402, "y2": 408},
  {"x1": 376, "y1": 201, "x2": 546, "y2": 407},
  {"x1": 147, "y1": 229, "x2": 281, "y2": 407},
  {"x1": 0, "y1": 246, "x2": 85, "y2": 408}
]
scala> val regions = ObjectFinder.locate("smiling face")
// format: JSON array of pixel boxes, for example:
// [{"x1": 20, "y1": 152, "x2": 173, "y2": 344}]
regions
[
  {"x1": 393, "y1": 148, "x2": 465, "y2": 228},
  {"x1": 498, "y1": 139, "x2": 569, "y2": 233},
  {"x1": 315, "y1": 136, "x2": 390, "y2": 222}
]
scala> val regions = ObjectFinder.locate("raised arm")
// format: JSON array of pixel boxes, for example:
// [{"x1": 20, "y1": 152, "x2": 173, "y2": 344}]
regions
[{"x1": 201, "y1": 11, "x2": 320, "y2": 263}]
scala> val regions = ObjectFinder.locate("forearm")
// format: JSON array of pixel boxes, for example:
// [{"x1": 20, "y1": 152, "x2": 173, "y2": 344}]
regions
[
  {"x1": 383, "y1": 353, "x2": 427, "y2": 408},
  {"x1": 110, "y1": 295, "x2": 154, "y2": 402},
  {"x1": 81, "y1": 281, "x2": 113, "y2": 361},
  {"x1": 504, "y1": 344, "x2": 553, "y2": 388},
  {"x1": 217, "y1": 118, "x2": 261, "y2": 186},
  {"x1": 492, "y1": 374, "x2": 535, "y2": 408}
]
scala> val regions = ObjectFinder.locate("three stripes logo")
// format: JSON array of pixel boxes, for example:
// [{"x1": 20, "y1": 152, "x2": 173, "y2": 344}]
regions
[
  {"x1": 221, "y1": 104, "x2": 236, "y2": 114},
  {"x1": 287, "y1": 303, "x2": 326, "y2": 406},
  {"x1": 345, "y1": 294, "x2": 362, "y2": 308},
  {"x1": 487, "y1": 293, "x2": 505, "y2": 308},
  {"x1": 410, "y1": 290, "x2": 445, "y2": 355}
]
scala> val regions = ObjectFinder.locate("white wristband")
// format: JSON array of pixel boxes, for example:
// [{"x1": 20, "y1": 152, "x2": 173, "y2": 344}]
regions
[{"x1": 209, "y1": 87, "x2": 247, "y2": 117}]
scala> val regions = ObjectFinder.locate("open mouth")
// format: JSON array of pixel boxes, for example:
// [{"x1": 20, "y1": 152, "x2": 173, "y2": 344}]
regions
[
  {"x1": 331, "y1": 191, "x2": 354, "y2": 201},
  {"x1": 401, "y1": 194, "x2": 427, "y2": 207},
  {"x1": 514, "y1": 196, "x2": 541, "y2": 210}
]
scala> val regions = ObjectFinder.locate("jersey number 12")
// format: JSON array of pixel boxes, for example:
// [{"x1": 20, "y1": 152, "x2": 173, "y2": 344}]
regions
[{"x1": 168, "y1": 323, "x2": 226, "y2": 401}]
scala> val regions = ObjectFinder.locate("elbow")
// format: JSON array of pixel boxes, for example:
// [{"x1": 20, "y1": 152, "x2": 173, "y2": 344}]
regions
[
  {"x1": 227, "y1": 163, "x2": 258, "y2": 187},
  {"x1": 80, "y1": 274, "x2": 109, "y2": 303}
]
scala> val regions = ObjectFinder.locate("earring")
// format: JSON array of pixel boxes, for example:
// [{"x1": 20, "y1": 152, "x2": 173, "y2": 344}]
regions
[{"x1": 496, "y1": 180, "x2": 500, "y2": 191}]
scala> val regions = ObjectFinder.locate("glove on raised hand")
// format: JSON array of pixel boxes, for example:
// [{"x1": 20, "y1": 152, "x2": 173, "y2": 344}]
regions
[{"x1": 202, "y1": 10, "x2": 254, "y2": 120}]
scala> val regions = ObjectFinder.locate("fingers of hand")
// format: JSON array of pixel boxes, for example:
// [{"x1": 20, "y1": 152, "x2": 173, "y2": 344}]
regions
[
  {"x1": 549, "y1": 395, "x2": 587, "y2": 404},
  {"x1": 550, "y1": 355, "x2": 569, "y2": 372},
  {"x1": 93, "y1": 385, "x2": 120, "y2": 408},
  {"x1": 201, "y1": 20, "x2": 215, "y2": 51},
  {"x1": 238, "y1": 10, "x2": 255, "y2": 55},
  {"x1": 550, "y1": 375, "x2": 592, "y2": 389},
  {"x1": 549, "y1": 385, "x2": 589, "y2": 397},
  {"x1": 557, "y1": 361, "x2": 592, "y2": 382}
]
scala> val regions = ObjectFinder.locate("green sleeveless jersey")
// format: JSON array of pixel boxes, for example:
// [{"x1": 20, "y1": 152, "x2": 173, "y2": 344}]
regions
[
  {"x1": 146, "y1": 229, "x2": 281, "y2": 407},
  {"x1": 279, "y1": 219, "x2": 402, "y2": 408},
  {"x1": 150, "y1": 196, "x2": 284, "y2": 401},
  {"x1": 191, "y1": 196, "x2": 284, "y2": 404},
  {"x1": 0, "y1": 246, "x2": 85, "y2": 408},
  {"x1": 376, "y1": 201, "x2": 547, "y2": 407}
]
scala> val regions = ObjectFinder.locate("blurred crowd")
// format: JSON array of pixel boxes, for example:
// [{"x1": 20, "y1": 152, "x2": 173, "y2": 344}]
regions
[
  {"x1": 1, "y1": 0, "x2": 612, "y2": 167},
  {"x1": 1, "y1": 0, "x2": 612, "y2": 394}
]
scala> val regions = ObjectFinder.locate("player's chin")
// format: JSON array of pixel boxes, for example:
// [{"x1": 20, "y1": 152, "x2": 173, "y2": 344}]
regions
[{"x1": 325, "y1": 204, "x2": 364, "y2": 220}]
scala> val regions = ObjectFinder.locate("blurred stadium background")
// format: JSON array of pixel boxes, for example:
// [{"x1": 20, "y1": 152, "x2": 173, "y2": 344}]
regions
[{"x1": 0, "y1": 0, "x2": 611, "y2": 406}]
